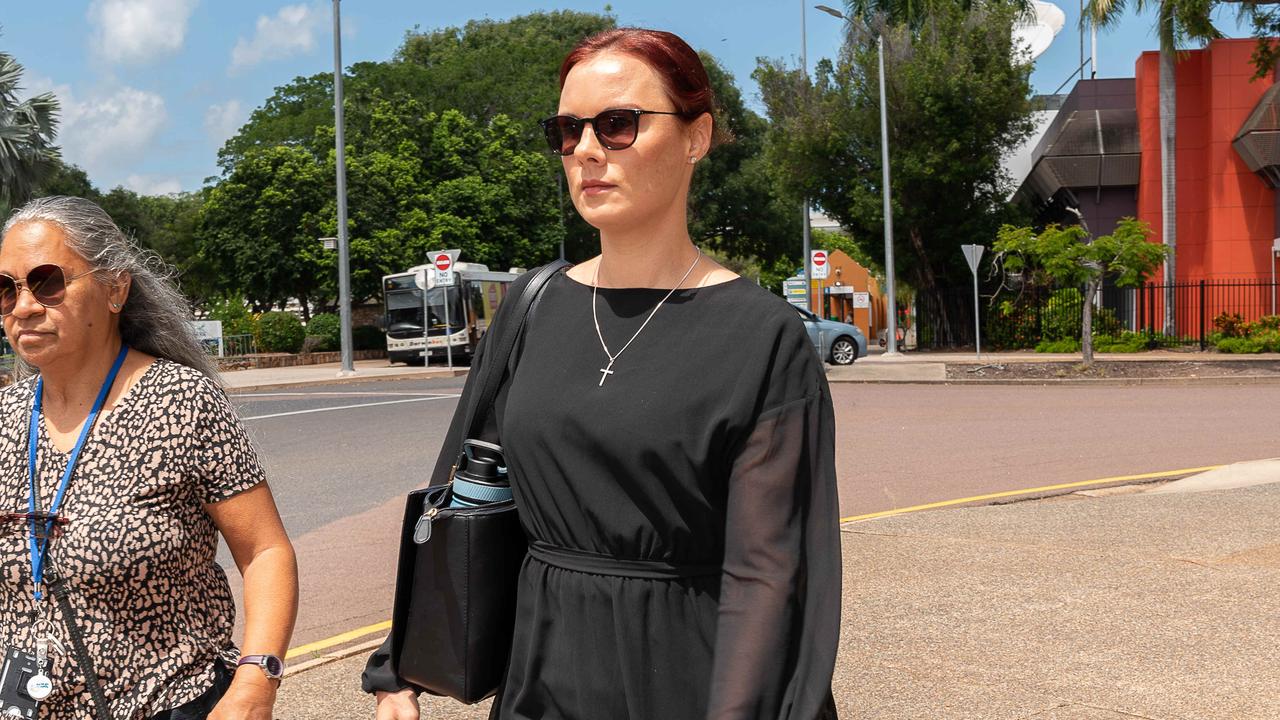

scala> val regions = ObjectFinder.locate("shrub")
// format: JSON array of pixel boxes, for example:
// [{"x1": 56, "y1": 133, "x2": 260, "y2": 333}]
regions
[
  {"x1": 1256, "y1": 315, "x2": 1280, "y2": 333},
  {"x1": 1213, "y1": 312, "x2": 1249, "y2": 338},
  {"x1": 1215, "y1": 336, "x2": 1265, "y2": 354},
  {"x1": 206, "y1": 295, "x2": 257, "y2": 338},
  {"x1": 1035, "y1": 338, "x2": 1081, "y2": 353},
  {"x1": 304, "y1": 313, "x2": 341, "y2": 352},
  {"x1": 353, "y1": 325, "x2": 384, "y2": 351},
  {"x1": 1254, "y1": 329, "x2": 1280, "y2": 352},
  {"x1": 256, "y1": 311, "x2": 306, "y2": 353}
]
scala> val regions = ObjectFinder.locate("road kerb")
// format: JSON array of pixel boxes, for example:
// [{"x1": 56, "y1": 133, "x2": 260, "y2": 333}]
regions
[
  {"x1": 286, "y1": 637, "x2": 387, "y2": 678},
  {"x1": 839, "y1": 464, "x2": 1223, "y2": 524}
]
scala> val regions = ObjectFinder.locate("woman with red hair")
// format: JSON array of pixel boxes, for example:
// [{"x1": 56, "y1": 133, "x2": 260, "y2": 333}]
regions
[{"x1": 367, "y1": 28, "x2": 840, "y2": 720}]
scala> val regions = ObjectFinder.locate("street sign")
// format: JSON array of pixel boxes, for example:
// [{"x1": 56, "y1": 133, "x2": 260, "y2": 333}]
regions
[
  {"x1": 960, "y1": 244, "x2": 985, "y2": 359},
  {"x1": 810, "y1": 250, "x2": 830, "y2": 280},
  {"x1": 852, "y1": 292, "x2": 871, "y2": 309},
  {"x1": 783, "y1": 278, "x2": 808, "y2": 307},
  {"x1": 961, "y1": 244, "x2": 985, "y2": 274},
  {"x1": 429, "y1": 249, "x2": 460, "y2": 287},
  {"x1": 320, "y1": 236, "x2": 337, "y2": 251}
]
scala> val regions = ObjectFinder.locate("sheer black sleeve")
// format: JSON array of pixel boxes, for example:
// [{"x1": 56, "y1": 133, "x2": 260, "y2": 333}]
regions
[{"x1": 706, "y1": 324, "x2": 842, "y2": 719}]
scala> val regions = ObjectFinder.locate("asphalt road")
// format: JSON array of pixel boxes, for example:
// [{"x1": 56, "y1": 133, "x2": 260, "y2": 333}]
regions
[{"x1": 219, "y1": 377, "x2": 1280, "y2": 655}]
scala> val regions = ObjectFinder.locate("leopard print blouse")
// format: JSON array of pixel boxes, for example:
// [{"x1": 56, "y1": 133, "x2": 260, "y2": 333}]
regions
[{"x1": 0, "y1": 359, "x2": 265, "y2": 718}]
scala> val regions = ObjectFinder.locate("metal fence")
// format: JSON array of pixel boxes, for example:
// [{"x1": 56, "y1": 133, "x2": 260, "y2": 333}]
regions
[
  {"x1": 914, "y1": 279, "x2": 1280, "y2": 350},
  {"x1": 222, "y1": 334, "x2": 257, "y2": 357}
]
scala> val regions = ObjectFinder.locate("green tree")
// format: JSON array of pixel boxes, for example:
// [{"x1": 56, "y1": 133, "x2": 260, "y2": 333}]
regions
[
  {"x1": 0, "y1": 48, "x2": 60, "y2": 207},
  {"x1": 993, "y1": 218, "x2": 1169, "y2": 365},
  {"x1": 1086, "y1": 0, "x2": 1227, "y2": 335},
  {"x1": 197, "y1": 145, "x2": 329, "y2": 315},
  {"x1": 756, "y1": 0, "x2": 1033, "y2": 324},
  {"x1": 690, "y1": 53, "x2": 796, "y2": 266}
]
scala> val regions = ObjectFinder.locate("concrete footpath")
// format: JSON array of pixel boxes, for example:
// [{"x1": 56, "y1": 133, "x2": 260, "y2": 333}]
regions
[
  {"x1": 274, "y1": 462, "x2": 1280, "y2": 719},
  {"x1": 220, "y1": 359, "x2": 463, "y2": 391}
]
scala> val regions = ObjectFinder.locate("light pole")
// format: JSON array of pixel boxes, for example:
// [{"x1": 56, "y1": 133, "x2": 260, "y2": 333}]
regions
[
  {"x1": 801, "y1": 0, "x2": 813, "y2": 313},
  {"x1": 332, "y1": 0, "x2": 354, "y2": 375},
  {"x1": 816, "y1": 5, "x2": 899, "y2": 354}
]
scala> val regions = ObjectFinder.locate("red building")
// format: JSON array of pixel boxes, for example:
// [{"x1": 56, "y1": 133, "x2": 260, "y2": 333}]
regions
[{"x1": 1016, "y1": 38, "x2": 1280, "y2": 331}]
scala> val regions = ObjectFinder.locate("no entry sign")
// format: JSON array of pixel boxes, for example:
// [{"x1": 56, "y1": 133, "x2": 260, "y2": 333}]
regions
[
  {"x1": 810, "y1": 250, "x2": 830, "y2": 280},
  {"x1": 434, "y1": 254, "x2": 452, "y2": 272}
]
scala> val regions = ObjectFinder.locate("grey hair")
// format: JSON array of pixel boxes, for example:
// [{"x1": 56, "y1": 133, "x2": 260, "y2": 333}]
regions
[{"x1": 3, "y1": 195, "x2": 221, "y2": 382}]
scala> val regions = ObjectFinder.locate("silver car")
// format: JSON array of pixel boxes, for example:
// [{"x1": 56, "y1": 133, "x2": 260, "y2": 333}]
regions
[{"x1": 795, "y1": 308, "x2": 867, "y2": 365}]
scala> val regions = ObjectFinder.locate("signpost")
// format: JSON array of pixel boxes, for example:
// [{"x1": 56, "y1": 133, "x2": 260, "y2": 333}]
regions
[
  {"x1": 961, "y1": 244, "x2": 985, "y2": 360},
  {"x1": 429, "y1": 250, "x2": 460, "y2": 370},
  {"x1": 810, "y1": 250, "x2": 830, "y2": 280},
  {"x1": 190, "y1": 320, "x2": 224, "y2": 357},
  {"x1": 1272, "y1": 238, "x2": 1280, "y2": 316},
  {"x1": 783, "y1": 277, "x2": 809, "y2": 309}
]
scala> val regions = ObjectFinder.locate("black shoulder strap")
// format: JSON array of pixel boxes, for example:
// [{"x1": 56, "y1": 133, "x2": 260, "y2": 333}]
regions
[{"x1": 460, "y1": 260, "x2": 570, "y2": 440}]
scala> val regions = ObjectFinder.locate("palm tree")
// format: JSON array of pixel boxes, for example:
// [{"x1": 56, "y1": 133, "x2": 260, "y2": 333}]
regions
[
  {"x1": 0, "y1": 47, "x2": 61, "y2": 208},
  {"x1": 1086, "y1": 0, "x2": 1223, "y2": 335}
]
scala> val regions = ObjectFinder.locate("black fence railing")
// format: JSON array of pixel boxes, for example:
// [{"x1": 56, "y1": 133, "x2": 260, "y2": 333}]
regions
[{"x1": 914, "y1": 279, "x2": 1280, "y2": 350}]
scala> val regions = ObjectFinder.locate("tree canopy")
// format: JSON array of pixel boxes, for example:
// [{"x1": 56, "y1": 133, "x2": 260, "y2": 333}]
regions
[
  {"x1": 0, "y1": 47, "x2": 60, "y2": 209},
  {"x1": 756, "y1": 0, "x2": 1034, "y2": 306}
]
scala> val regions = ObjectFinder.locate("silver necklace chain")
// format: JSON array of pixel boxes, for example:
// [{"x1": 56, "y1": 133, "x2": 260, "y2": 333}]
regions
[{"x1": 591, "y1": 248, "x2": 702, "y2": 387}]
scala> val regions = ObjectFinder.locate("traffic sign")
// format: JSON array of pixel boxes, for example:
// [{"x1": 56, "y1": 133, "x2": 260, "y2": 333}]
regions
[
  {"x1": 852, "y1": 292, "x2": 871, "y2": 309},
  {"x1": 810, "y1": 250, "x2": 830, "y2": 280},
  {"x1": 428, "y1": 249, "x2": 460, "y2": 286},
  {"x1": 783, "y1": 278, "x2": 808, "y2": 307},
  {"x1": 961, "y1": 244, "x2": 984, "y2": 274}
]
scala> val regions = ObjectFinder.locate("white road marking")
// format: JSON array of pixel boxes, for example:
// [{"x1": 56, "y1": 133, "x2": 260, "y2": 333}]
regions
[{"x1": 241, "y1": 395, "x2": 461, "y2": 421}]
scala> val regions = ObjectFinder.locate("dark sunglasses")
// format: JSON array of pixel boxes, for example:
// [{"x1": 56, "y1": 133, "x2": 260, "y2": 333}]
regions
[
  {"x1": 539, "y1": 109, "x2": 688, "y2": 156},
  {"x1": 0, "y1": 264, "x2": 97, "y2": 316},
  {"x1": 0, "y1": 511, "x2": 70, "y2": 541}
]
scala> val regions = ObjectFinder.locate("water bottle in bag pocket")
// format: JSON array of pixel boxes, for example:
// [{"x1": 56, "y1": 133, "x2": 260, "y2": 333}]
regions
[{"x1": 449, "y1": 439, "x2": 512, "y2": 508}]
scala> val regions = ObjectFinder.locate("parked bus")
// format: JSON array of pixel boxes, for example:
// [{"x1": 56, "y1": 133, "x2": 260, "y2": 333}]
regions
[{"x1": 382, "y1": 261, "x2": 520, "y2": 364}]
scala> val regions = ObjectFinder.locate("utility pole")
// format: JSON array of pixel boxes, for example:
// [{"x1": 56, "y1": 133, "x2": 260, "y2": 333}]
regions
[
  {"x1": 332, "y1": 0, "x2": 354, "y2": 375},
  {"x1": 801, "y1": 0, "x2": 813, "y2": 312}
]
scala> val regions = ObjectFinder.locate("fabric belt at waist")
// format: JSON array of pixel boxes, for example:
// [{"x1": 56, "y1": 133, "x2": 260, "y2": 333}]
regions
[{"x1": 527, "y1": 541, "x2": 722, "y2": 580}]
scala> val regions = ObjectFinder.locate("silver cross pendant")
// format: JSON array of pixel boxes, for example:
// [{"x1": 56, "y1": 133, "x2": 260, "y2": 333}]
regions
[{"x1": 598, "y1": 360, "x2": 616, "y2": 387}]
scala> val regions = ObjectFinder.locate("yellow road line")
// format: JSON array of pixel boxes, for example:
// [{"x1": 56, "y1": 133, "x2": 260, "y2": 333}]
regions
[
  {"x1": 285, "y1": 620, "x2": 391, "y2": 660},
  {"x1": 286, "y1": 465, "x2": 1222, "y2": 658},
  {"x1": 839, "y1": 464, "x2": 1223, "y2": 524}
]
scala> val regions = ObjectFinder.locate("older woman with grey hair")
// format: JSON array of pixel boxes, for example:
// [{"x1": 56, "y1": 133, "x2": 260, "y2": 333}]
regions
[{"x1": 0, "y1": 196, "x2": 297, "y2": 720}]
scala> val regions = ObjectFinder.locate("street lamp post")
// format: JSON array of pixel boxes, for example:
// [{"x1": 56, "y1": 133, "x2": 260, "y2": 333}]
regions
[
  {"x1": 801, "y1": 0, "x2": 813, "y2": 313},
  {"x1": 332, "y1": 0, "x2": 354, "y2": 375},
  {"x1": 816, "y1": 5, "x2": 899, "y2": 354}
]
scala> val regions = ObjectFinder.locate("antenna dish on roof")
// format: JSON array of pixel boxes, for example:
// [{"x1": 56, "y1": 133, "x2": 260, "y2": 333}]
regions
[{"x1": 1012, "y1": 1, "x2": 1066, "y2": 61}]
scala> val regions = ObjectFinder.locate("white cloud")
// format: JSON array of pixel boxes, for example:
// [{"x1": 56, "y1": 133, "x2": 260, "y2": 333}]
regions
[
  {"x1": 204, "y1": 100, "x2": 247, "y2": 144},
  {"x1": 124, "y1": 174, "x2": 181, "y2": 196},
  {"x1": 30, "y1": 80, "x2": 168, "y2": 185},
  {"x1": 230, "y1": 4, "x2": 327, "y2": 74},
  {"x1": 88, "y1": 0, "x2": 199, "y2": 64}
]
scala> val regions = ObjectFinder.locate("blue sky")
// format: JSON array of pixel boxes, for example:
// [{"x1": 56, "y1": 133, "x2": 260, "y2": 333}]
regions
[{"x1": 2, "y1": 1, "x2": 1255, "y2": 195}]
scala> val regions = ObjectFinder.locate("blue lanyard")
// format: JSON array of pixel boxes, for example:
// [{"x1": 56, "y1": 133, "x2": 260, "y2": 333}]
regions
[{"x1": 27, "y1": 344, "x2": 129, "y2": 601}]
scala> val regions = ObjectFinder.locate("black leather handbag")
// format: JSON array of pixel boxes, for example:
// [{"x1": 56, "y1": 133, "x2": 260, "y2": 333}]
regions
[{"x1": 389, "y1": 260, "x2": 568, "y2": 704}]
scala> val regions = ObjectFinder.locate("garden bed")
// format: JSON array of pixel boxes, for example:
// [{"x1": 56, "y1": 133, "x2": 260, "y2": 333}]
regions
[{"x1": 948, "y1": 359, "x2": 1280, "y2": 380}]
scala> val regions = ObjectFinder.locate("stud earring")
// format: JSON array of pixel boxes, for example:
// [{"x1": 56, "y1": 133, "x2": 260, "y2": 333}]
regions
[
  {"x1": 112, "y1": 303, "x2": 121, "y2": 309},
  {"x1": 689, "y1": 156, "x2": 698, "y2": 164}
]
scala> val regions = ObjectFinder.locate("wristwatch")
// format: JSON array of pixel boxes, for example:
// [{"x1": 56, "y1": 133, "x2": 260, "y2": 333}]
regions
[{"x1": 237, "y1": 654, "x2": 285, "y2": 681}]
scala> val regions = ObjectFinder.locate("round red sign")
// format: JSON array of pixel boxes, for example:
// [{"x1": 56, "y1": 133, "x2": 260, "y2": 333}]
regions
[
  {"x1": 434, "y1": 254, "x2": 452, "y2": 272},
  {"x1": 812, "y1": 251, "x2": 828, "y2": 266}
]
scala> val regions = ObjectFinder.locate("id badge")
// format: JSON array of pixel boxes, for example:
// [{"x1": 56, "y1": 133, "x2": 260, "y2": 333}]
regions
[{"x1": 0, "y1": 646, "x2": 39, "y2": 717}]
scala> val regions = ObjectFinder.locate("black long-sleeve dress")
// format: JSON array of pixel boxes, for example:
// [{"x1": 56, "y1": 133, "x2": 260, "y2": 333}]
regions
[{"x1": 365, "y1": 269, "x2": 841, "y2": 719}]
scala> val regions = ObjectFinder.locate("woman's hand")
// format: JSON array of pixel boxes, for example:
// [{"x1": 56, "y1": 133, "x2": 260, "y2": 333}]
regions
[
  {"x1": 375, "y1": 688, "x2": 421, "y2": 720},
  {"x1": 207, "y1": 666, "x2": 277, "y2": 720}
]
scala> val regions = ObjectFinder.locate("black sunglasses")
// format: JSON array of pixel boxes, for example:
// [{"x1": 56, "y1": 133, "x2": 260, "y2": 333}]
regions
[
  {"x1": 0, "y1": 263, "x2": 97, "y2": 316},
  {"x1": 539, "y1": 109, "x2": 688, "y2": 156}
]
